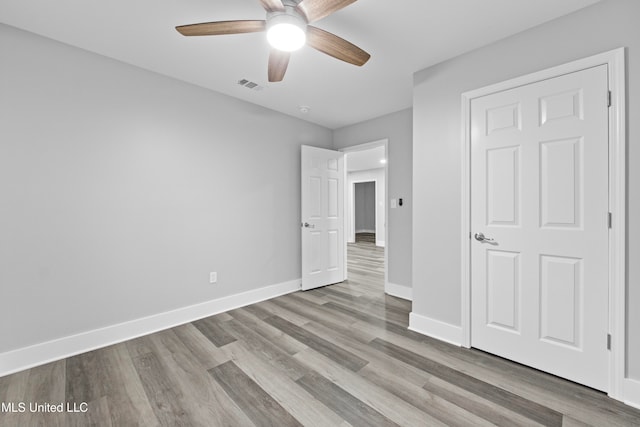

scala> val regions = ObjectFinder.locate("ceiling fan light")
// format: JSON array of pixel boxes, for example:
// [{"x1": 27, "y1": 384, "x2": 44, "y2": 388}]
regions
[{"x1": 267, "y1": 14, "x2": 306, "y2": 52}]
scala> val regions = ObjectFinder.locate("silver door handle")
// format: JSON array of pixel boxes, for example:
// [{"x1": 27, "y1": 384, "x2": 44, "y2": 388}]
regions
[
  {"x1": 474, "y1": 232, "x2": 494, "y2": 242},
  {"x1": 303, "y1": 222, "x2": 315, "y2": 229}
]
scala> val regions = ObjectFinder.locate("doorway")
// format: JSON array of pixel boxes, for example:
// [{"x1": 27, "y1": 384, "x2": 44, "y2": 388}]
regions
[
  {"x1": 341, "y1": 139, "x2": 388, "y2": 290},
  {"x1": 300, "y1": 140, "x2": 389, "y2": 293},
  {"x1": 354, "y1": 181, "x2": 376, "y2": 244}
]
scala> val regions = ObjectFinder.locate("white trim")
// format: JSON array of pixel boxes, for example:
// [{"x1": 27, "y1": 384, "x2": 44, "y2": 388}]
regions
[
  {"x1": 460, "y1": 48, "x2": 626, "y2": 400},
  {"x1": 461, "y1": 85, "x2": 472, "y2": 348},
  {"x1": 340, "y1": 139, "x2": 389, "y2": 153},
  {"x1": 375, "y1": 240, "x2": 385, "y2": 248},
  {"x1": 409, "y1": 313, "x2": 462, "y2": 347},
  {"x1": 607, "y1": 47, "x2": 627, "y2": 402},
  {"x1": 0, "y1": 279, "x2": 300, "y2": 377},
  {"x1": 355, "y1": 228, "x2": 376, "y2": 234},
  {"x1": 385, "y1": 282, "x2": 412, "y2": 301},
  {"x1": 623, "y1": 378, "x2": 640, "y2": 410}
]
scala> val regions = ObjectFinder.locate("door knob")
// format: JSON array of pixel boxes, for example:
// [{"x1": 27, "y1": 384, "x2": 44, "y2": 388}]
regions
[
  {"x1": 303, "y1": 222, "x2": 315, "y2": 229},
  {"x1": 474, "y1": 232, "x2": 494, "y2": 242}
]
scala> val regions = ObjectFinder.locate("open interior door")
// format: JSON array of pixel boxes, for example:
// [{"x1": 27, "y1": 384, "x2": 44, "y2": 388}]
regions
[{"x1": 301, "y1": 145, "x2": 345, "y2": 290}]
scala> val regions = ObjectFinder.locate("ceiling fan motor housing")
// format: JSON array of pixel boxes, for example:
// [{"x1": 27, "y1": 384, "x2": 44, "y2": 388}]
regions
[{"x1": 266, "y1": 4, "x2": 308, "y2": 51}]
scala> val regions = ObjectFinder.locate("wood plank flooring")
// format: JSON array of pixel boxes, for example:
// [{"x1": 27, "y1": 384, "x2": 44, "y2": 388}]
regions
[
  {"x1": 1, "y1": 241, "x2": 640, "y2": 426},
  {"x1": 355, "y1": 232, "x2": 376, "y2": 244}
]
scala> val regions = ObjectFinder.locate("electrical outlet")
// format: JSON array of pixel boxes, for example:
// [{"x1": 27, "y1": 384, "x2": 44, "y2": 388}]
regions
[{"x1": 209, "y1": 272, "x2": 217, "y2": 284}]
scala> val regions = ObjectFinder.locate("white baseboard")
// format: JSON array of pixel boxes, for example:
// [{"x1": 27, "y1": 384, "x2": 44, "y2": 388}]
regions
[
  {"x1": 0, "y1": 279, "x2": 301, "y2": 377},
  {"x1": 623, "y1": 378, "x2": 640, "y2": 409},
  {"x1": 355, "y1": 229, "x2": 376, "y2": 234},
  {"x1": 408, "y1": 312, "x2": 462, "y2": 347},
  {"x1": 385, "y1": 282, "x2": 412, "y2": 301},
  {"x1": 376, "y1": 240, "x2": 385, "y2": 247}
]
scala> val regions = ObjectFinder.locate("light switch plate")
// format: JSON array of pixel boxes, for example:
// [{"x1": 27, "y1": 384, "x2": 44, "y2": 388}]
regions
[{"x1": 390, "y1": 199, "x2": 397, "y2": 209}]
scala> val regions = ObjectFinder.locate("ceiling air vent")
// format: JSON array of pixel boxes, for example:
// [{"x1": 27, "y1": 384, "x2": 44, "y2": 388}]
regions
[{"x1": 237, "y1": 78, "x2": 264, "y2": 91}]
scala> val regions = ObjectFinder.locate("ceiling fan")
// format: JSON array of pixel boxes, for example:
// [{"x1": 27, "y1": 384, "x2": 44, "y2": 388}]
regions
[{"x1": 176, "y1": 0, "x2": 370, "y2": 82}]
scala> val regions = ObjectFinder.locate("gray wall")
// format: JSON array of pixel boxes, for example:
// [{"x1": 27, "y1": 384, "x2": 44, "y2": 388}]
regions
[
  {"x1": 0, "y1": 24, "x2": 332, "y2": 353},
  {"x1": 354, "y1": 182, "x2": 376, "y2": 232},
  {"x1": 333, "y1": 108, "x2": 413, "y2": 289},
  {"x1": 412, "y1": 0, "x2": 639, "y2": 379}
]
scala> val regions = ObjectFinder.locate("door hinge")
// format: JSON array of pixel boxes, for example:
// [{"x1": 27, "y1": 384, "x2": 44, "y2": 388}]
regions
[
  {"x1": 607, "y1": 334, "x2": 612, "y2": 350},
  {"x1": 608, "y1": 90, "x2": 612, "y2": 107},
  {"x1": 608, "y1": 212, "x2": 612, "y2": 229}
]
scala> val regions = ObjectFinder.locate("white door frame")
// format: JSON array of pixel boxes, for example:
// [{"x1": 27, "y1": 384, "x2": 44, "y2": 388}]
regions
[
  {"x1": 340, "y1": 139, "x2": 389, "y2": 290},
  {"x1": 461, "y1": 48, "x2": 626, "y2": 399}
]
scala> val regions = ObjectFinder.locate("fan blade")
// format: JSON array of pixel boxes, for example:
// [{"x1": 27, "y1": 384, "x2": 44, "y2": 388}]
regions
[
  {"x1": 306, "y1": 26, "x2": 370, "y2": 66},
  {"x1": 268, "y1": 49, "x2": 290, "y2": 82},
  {"x1": 296, "y1": 0, "x2": 357, "y2": 23},
  {"x1": 176, "y1": 20, "x2": 266, "y2": 36},
  {"x1": 258, "y1": 0, "x2": 285, "y2": 12}
]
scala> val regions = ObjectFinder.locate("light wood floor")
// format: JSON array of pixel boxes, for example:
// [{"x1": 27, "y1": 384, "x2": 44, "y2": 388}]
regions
[{"x1": 1, "y1": 242, "x2": 639, "y2": 426}]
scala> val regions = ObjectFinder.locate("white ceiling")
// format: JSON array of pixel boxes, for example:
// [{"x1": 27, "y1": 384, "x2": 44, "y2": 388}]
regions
[{"x1": 0, "y1": 0, "x2": 601, "y2": 129}]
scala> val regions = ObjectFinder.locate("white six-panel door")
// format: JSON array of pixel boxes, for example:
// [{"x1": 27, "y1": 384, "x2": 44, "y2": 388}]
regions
[
  {"x1": 470, "y1": 65, "x2": 609, "y2": 391},
  {"x1": 301, "y1": 145, "x2": 345, "y2": 290}
]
